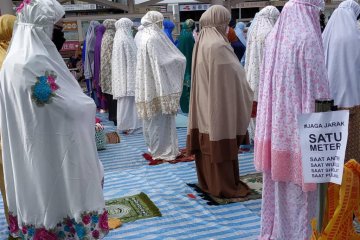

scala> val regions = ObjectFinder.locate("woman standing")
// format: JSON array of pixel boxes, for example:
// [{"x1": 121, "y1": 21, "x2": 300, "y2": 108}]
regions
[
  {"x1": 94, "y1": 24, "x2": 107, "y2": 112},
  {"x1": 244, "y1": 6, "x2": 280, "y2": 144},
  {"x1": 323, "y1": 0, "x2": 360, "y2": 162},
  {"x1": 187, "y1": 5, "x2": 253, "y2": 198},
  {"x1": 101, "y1": 19, "x2": 117, "y2": 125},
  {"x1": 136, "y1": 11, "x2": 186, "y2": 161},
  {"x1": 0, "y1": 0, "x2": 108, "y2": 238},
  {"x1": 112, "y1": 18, "x2": 141, "y2": 133},
  {"x1": 255, "y1": 0, "x2": 329, "y2": 239},
  {"x1": 84, "y1": 20, "x2": 100, "y2": 101},
  {"x1": 227, "y1": 27, "x2": 246, "y2": 63},
  {"x1": 235, "y1": 21, "x2": 247, "y2": 65},
  {"x1": 163, "y1": 19, "x2": 177, "y2": 45},
  {"x1": 177, "y1": 19, "x2": 195, "y2": 114}
]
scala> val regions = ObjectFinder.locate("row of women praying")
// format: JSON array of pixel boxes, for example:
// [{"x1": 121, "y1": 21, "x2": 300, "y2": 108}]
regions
[
  {"x1": 82, "y1": 16, "x2": 195, "y2": 125},
  {"x1": 0, "y1": 0, "x2": 359, "y2": 239},
  {"x1": 82, "y1": 14, "x2": 199, "y2": 161}
]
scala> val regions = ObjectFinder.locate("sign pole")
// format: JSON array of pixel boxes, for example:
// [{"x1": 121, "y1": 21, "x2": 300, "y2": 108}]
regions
[{"x1": 315, "y1": 99, "x2": 334, "y2": 233}]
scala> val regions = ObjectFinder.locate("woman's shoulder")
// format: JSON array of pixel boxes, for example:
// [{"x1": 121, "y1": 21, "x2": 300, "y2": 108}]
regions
[{"x1": 206, "y1": 40, "x2": 234, "y2": 57}]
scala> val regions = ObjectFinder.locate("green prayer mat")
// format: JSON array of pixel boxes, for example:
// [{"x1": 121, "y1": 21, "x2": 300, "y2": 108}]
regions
[
  {"x1": 187, "y1": 173, "x2": 262, "y2": 205},
  {"x1": 105, "y1": 192, "x2": 161, "y2": 223}
]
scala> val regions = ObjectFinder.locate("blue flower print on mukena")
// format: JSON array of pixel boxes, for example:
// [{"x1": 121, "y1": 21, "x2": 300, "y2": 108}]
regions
[
  {"x1": 27, "y1": 227, "x2": 35, "y2": 237},
  {"x1": 92, "y1": 215, "x2": 99, "y2": 224},
  {"x1": 31, "y1": 71, "x2": 59, "y2": 106},
  {"x1": 75, "y1": 224, "x2": 86, "y2": 238}
]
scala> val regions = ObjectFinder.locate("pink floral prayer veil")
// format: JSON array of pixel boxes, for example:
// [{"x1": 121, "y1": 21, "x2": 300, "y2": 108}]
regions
[{"x1": 254, "y1": 0, "x2": 329, "y2": 191}]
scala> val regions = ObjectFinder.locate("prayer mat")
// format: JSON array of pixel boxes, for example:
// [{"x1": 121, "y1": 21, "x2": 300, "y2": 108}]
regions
[
  {"x1": 106, "y1": 132, "x2": 121, "y2": 144},
  {"x1": 187, "y1": 173, "x2": 262, "y2": 205},
  {"x1": 105, "y1": 192, "x2": 161, "y2": 223},
  {"x1": 142, "y1": 149, "x2": 195, "y2": 165}
]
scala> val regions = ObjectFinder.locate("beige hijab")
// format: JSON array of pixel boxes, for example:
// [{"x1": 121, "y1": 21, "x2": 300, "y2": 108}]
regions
[{"x1": 188, "y1": 5, "x2": 253, "y2": 144}]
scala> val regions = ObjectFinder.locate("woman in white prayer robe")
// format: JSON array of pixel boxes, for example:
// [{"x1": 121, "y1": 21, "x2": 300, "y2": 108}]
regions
[
  {"x1": 323, "y1": 0, "x2": 360, "y2": 108},
  {"x1": 323, "y1": 0, "x2": 360, "y2": 162},
  {"x1": 112, "y1": 18, "x2": 142, "y2": 133},
  {"x1": 0, "y1": 0, "x2": 108, "y2": 238},
  {"x1": 244, "y1": 6, "x2": 280, "y2": 144},
  {"x1": 135, "y1": 11, "x2": 186, "y2": 160}
]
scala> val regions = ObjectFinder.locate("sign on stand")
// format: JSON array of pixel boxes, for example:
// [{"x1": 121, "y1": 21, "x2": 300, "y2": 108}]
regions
[{"x1": 298, "y1": 110, "x2": 349, "y2": 185}]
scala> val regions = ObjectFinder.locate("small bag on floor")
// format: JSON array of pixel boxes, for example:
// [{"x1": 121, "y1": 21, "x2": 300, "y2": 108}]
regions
[{"x1": 95, "y1": 123, "x2": 106, "y2": 150}]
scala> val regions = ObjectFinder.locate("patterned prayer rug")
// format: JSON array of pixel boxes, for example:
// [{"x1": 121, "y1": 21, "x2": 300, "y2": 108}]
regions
[
  {"x1": 105, "y1": 192, "x2": 161, "y2": 223},
  {"x1": 187, "y1": 173, "x2": 262, "y2": 205}
]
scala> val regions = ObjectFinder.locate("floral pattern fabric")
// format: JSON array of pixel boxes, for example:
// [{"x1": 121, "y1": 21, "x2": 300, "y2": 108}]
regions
[
  {"x1": 260, "y1": 172, "x2": 317, "y2": 240},
  {"x1": 100, "y1": 19, "x2": 116, "y2": 95},
  {"x1": 31, "y1": 71, "x2": 59, "y2": 106},
  {"x1": 254, "y1": 0, "x2": 329, "y2": 191},
  {"x1": 112, "y1": 18, "x2": 137, "y2": 98},
  {"x1": 9, "y1": 210, "x2": 109, "y2": 240},
  {"x1": 244, "y1": 6, "x2": 279, "y2": 144},
  {"x1": 136, "y1": 12, "x2": 186, "y2": 120},
  {"x1": 16, "y1": 0, "x2": 32, "y2": 13},
  {"x1": 245, "y1": 6, "x2": 279, "y2": 102}
]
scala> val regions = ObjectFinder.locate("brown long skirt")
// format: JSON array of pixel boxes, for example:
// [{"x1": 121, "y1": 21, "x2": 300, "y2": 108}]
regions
[{"x1": 195, "y1": 152, "x2": 250, "y2": 198}]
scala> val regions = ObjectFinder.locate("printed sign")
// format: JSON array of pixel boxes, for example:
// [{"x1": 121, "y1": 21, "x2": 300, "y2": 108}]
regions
[
  {"x1": 135, "y1": 6, "x2": 162, "y2": 13},
  {"x1": 63, "y1": 21, "x2": 78, "y2": 31},
  {"x1": 298, "y1": 110, "x2": 349, "y2": 185},
  {"x1": 61, "y1": 41, "x2": 80, "y2": 52},
  {"x1": 160, "y1": 5, "x2": 167, "y2": 13},
  {"x1": 62, "y1": 4, "x2": 96, "y2": 11},
  {"x1": 236, "y1": 1, "x2": 268, "y2": 8},
  {"x1": 179, "y1": 4, "x2": 211, "y2": 12}
]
